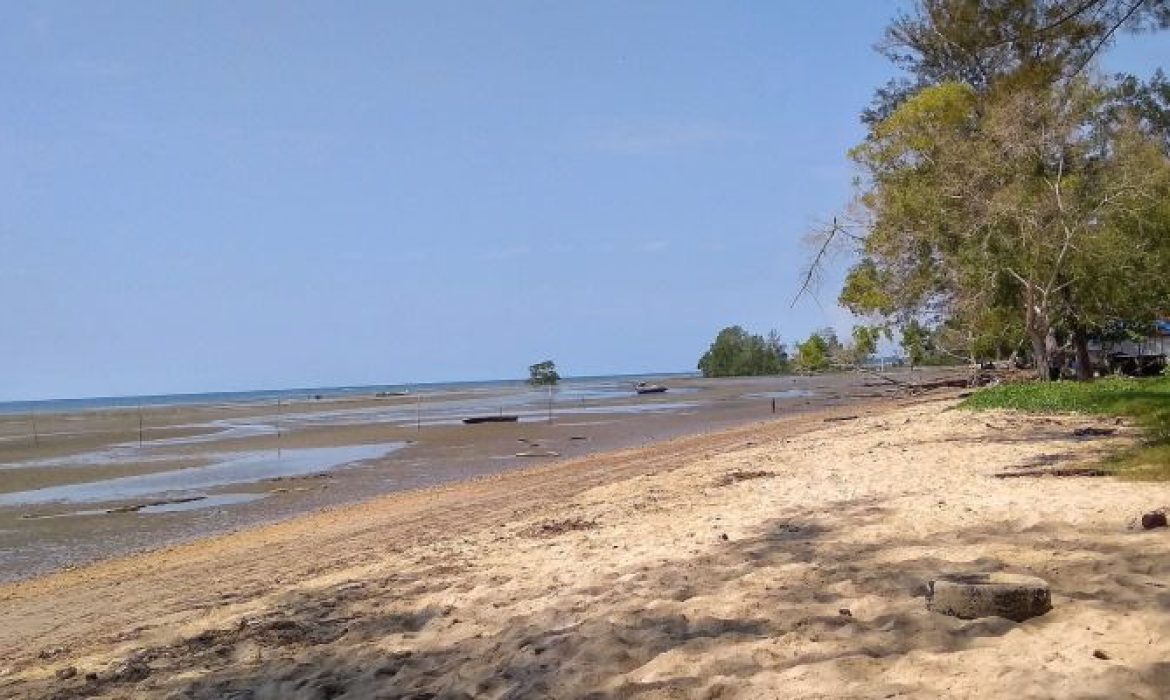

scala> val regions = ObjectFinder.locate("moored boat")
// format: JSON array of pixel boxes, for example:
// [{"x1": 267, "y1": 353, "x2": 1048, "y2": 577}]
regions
[
  {"x1": 634, "y1": 382, "x2": 668, "y2": 394},
  {"x1": 462, "y1": 415, "x2": 520, "y2": 424}
]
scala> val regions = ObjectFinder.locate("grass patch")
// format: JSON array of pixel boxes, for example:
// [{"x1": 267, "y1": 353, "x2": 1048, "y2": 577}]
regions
[{"x1": 960, "y1": 376, "x2": 1170, "y2": 480}]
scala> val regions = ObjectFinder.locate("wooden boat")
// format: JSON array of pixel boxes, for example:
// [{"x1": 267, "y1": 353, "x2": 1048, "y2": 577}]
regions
[
  {"x1": 462, "y1": 415, "x2": 519, "y2": 424},
  {"x1": 634, "y1": 382, "x2": 668, "y2": 394}
]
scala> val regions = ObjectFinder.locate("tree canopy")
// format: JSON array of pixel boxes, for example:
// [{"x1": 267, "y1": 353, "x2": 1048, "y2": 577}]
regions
[
  {"x1": 527, "y1": 360, "x2": 560, "y2": 386},
  {"x1": 697, "y1": 326, "x2": 789, "y2": 377},
  {"x1": 822, "y1": 0, "x2": 1170, "y2": 380},
  {"x1": 865, "y1": 0, "x2": 1170, "y2": 124},
  {"x1": 793, "y1": 332, "x2": 834, "y2": 372}
]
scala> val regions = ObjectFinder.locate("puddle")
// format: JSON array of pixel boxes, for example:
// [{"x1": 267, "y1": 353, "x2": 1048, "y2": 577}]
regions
[
  {"x1": 132, "y1": 423, "x2": 276, "y2": 448},
  {"x1": 18, "y1": 493, "x2": 268, "y2": 519},
  {"x1": 555, "y1": 420, "x2": 615, "y2": 427},
  {"x1": 743, "y1": 390, "x2": 815, "y2": 400},
  {"x1": 0, "y1": 443, "x2": 403, "y2": 506},
  {"x1": 139, "y1": 493, "x2": 266, "y2": 513},
  {"x1": 21, "y1": 508, "x2": 110, "y2": 520},
  {"x1": 561, "y1": 402, "x2": 699, "y2": 415}
]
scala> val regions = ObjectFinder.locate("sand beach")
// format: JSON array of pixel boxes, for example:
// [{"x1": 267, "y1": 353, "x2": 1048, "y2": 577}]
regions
[{"x1": 2, "y1": 389, "x2": 1169, "y2": 699}]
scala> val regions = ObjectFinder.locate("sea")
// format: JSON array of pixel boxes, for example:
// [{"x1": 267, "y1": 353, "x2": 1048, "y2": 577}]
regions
[{"x1": 0, "y1": 372, "x2": 693, "y2": 416}]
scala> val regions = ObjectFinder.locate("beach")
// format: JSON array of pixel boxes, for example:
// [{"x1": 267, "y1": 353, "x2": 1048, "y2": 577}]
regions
[
  {"x1": 3, "y1": 389, "x2": 1169, "y2": 699},
  {"x1": 0, "y1": 373, "x2": 907, "y2": 581}
]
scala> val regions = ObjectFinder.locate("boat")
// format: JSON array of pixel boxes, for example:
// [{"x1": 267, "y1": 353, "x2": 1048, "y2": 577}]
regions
[
  {"x1": 634, "y1": 382, "x2": 668, "y2": 395},
  {"x1": 462, "y1": 415, "x2": 520, "y2": 424}
]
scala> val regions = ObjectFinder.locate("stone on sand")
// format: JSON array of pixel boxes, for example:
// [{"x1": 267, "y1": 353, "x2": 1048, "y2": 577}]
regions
[{"x1": 1141, "y1": 511, "x2": 1168, "y2": 529}]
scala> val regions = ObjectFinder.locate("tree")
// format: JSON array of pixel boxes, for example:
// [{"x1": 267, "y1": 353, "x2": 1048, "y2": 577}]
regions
[
  {"x1": 527, "y1": 360, "x2": 560, "y2": 386},
  {"x1": 864, "y1": 0, "x2": 1170, "y2": 125},
  {"x1": 697, "y1": 326, "x2": 789, "y2": 377},
  {"x1": 794, "y1": 332, "x2": 833, "y2": 372},
  {"x1": 848, "y1": 325, "x2": 882, "y2": 365},
  {"x1": 813, "y1": 1, "x2": 1170, "y2": 381},
  {"x1": 901, "y1": 320, "x2": 932, "y2": 369},
  {"x1": 1110, "y1": 69, "x2": 1170, "y2": 150},
  {"x1": 845, "y1": 78, "x2": 1170, "y2": 379}
]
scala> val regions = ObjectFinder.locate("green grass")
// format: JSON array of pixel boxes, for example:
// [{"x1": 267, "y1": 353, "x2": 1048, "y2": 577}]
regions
[{"x1": 960, "y1": 376, "x2": 1170, "y2": 480}]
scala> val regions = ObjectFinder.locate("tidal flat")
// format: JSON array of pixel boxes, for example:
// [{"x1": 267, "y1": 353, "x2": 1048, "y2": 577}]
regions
[{"x1": 0, "y1": 371, "x2": 932, "y2": 581}]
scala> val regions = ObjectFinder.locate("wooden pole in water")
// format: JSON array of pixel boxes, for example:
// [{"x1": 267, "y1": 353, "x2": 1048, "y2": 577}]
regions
[
  {"x1": 416, "y1": 390, "x2": 421, "y2": 432},
  {"x1": 276, "y1": 398, "x2": 284, "y2": 459},
  {"x1": 31, "y1": 408, "x2": 39, "y2": 448},
  {"x1": 547, "y1": 384, "x2": 553, "y2": 424},
  {"x1": 138, "y1": 403, "x2": 144, "y2": 447}
]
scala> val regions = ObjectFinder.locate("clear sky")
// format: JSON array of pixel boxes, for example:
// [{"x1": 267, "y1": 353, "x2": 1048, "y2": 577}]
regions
[{"x1": 2, "y1": 2, "x2": 1165, "y2": 400}]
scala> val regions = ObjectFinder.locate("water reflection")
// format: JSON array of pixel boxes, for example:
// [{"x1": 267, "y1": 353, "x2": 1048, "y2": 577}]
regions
[{"x1": 0, "y1": 443, "x2": 402, "y2": 506}]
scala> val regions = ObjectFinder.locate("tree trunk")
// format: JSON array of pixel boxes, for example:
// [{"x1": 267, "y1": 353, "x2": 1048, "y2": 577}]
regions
[
  {"x1": 1072, "y1": 325, "x2": 1093, "y2": 381},
  {"x1": 1059, "y1": 283, "x2": 1093, "y2": 381},
  {"x1": 1025, "y1": 298, "x2": 1052, "y2": 381},
  {"x1": 1045, "y1": 328, "x2": 1062, "y2": 380},
  {"x1": 1028, "y1": 327, "x2": 1050, "y2": 380}
]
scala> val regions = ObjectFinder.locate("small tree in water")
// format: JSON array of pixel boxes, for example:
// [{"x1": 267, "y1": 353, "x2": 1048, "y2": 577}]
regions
[{"x1": 528, "y1": 360, "x2": 560, "y2": 386}]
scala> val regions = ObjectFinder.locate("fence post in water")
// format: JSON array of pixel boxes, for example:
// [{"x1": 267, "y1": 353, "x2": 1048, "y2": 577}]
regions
[
  {"x1": 31, "y1": 409, "x2": 39, "y2": 448},
  {"x1": 138, "y1": 404, "x2": 144, "y2": 447},
  {"x1": 547, "y1": 384, "x2": 553, "y2": 424},
  {"x1": 772, "y1": 398, "x2": 776, "y2": 414},
  {"x1": 416, "y1": 390, "x2": 421, "y2": 432},
  {"x1": 276, "y1": 399, "x2": 284, "y2": 459}
]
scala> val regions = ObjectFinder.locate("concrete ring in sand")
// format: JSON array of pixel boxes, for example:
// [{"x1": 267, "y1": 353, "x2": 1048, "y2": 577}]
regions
[{"x1": 926, "y1": 572, "x2": 1052, "y2": 622}]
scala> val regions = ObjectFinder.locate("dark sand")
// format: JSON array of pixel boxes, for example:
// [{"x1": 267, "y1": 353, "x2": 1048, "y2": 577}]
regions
[{"x1": 0, "y1": 371, "x2": 936, "y2": 581}]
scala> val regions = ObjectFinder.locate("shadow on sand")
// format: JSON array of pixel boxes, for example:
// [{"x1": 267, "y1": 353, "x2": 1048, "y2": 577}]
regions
[{"x1": 27, "y1": 492, "x2": 1170, "y2": 699}]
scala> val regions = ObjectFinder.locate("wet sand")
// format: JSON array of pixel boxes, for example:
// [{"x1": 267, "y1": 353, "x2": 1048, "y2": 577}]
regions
[
  {"x1": 0, "y1": 372, "x2": 919, "y2": 581},
  {"x1": 2, "y1": 390, "x2": 1169, "y2": 699}
]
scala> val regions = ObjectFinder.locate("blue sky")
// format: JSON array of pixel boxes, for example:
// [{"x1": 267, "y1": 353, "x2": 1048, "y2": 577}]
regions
[{"x1": 1, "y1": 2, "x2": 1165, "y2": 400}]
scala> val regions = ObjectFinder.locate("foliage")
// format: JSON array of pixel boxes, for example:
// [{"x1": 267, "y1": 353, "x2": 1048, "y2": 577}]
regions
[
  {"x1": 527, "y1": 360, "x2": 560, "y2": 386},
  {"x1": 793, "y1": 330, "x2": 837, "y2": 372},
  {"x1": 833, "y1": 1, "x2": 1170, "y2": 381},
  {"x1": 864, "y1": 0, "x2": 1170, "y2": 125},
  {"x1": 849, "y1": 325, "x2": 882, "y2": 364},
  {"x1": 900, "y1": 320, "x2": 932, "y2": 368},
  {"x1": 961, "y1": 376, "x2": 1170, "y2": 479},
  {"x1": 1111, "y1": 69, "x2": 1170, "y2": 149},
  {"x1": 697, "y1": 326, "x2": 789, "y2": 378}
]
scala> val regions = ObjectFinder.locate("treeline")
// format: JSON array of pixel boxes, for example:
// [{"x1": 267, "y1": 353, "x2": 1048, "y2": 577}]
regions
[
  {"x1": 697, "y1": 327, "x2": 788, "y2": 377},
  {"x1": 698, "y1": 325, "x2": 918, "y2": 377},
  {"x1": 806, "y1": 0, "x2": 1170, "y2": 381}
]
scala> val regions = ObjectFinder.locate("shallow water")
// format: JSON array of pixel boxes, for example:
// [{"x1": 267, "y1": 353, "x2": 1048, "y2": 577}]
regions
[
  {"x1": 139, "y1": 493, "x2": 266, "y2": 514},
  {"x1": 0, "y1": 443, "x2": 402, "y2": 506},
  {"x1": 743, "y1": 390, "x2": 815, "y2": 400},
  {"x1": 0, "y1": 370, "x2": 948, "y2": 581}
]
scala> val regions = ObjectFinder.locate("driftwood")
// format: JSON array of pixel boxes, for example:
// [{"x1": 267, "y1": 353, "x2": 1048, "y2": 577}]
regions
[
  {"x1": 994, "y1": 467, "x2": 1108, "y2": 479},
  {"x1": 1072, "y1": 427, "x2": 1117, "y2": 437},
  {"x1": 856, "y1": 367, "x2": 987, "y2": 394},
  {"x1": 858, "y1": 368, "x2": 914, "y2": 388},
  {"x1": 911, "y1": 377, "x2": 972, "y2": 391}
]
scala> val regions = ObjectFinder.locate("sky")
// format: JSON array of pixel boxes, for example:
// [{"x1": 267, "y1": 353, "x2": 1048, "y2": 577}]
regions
[{"x1": 1, "y1": 2, "x2": 1166, "y2": 400}]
